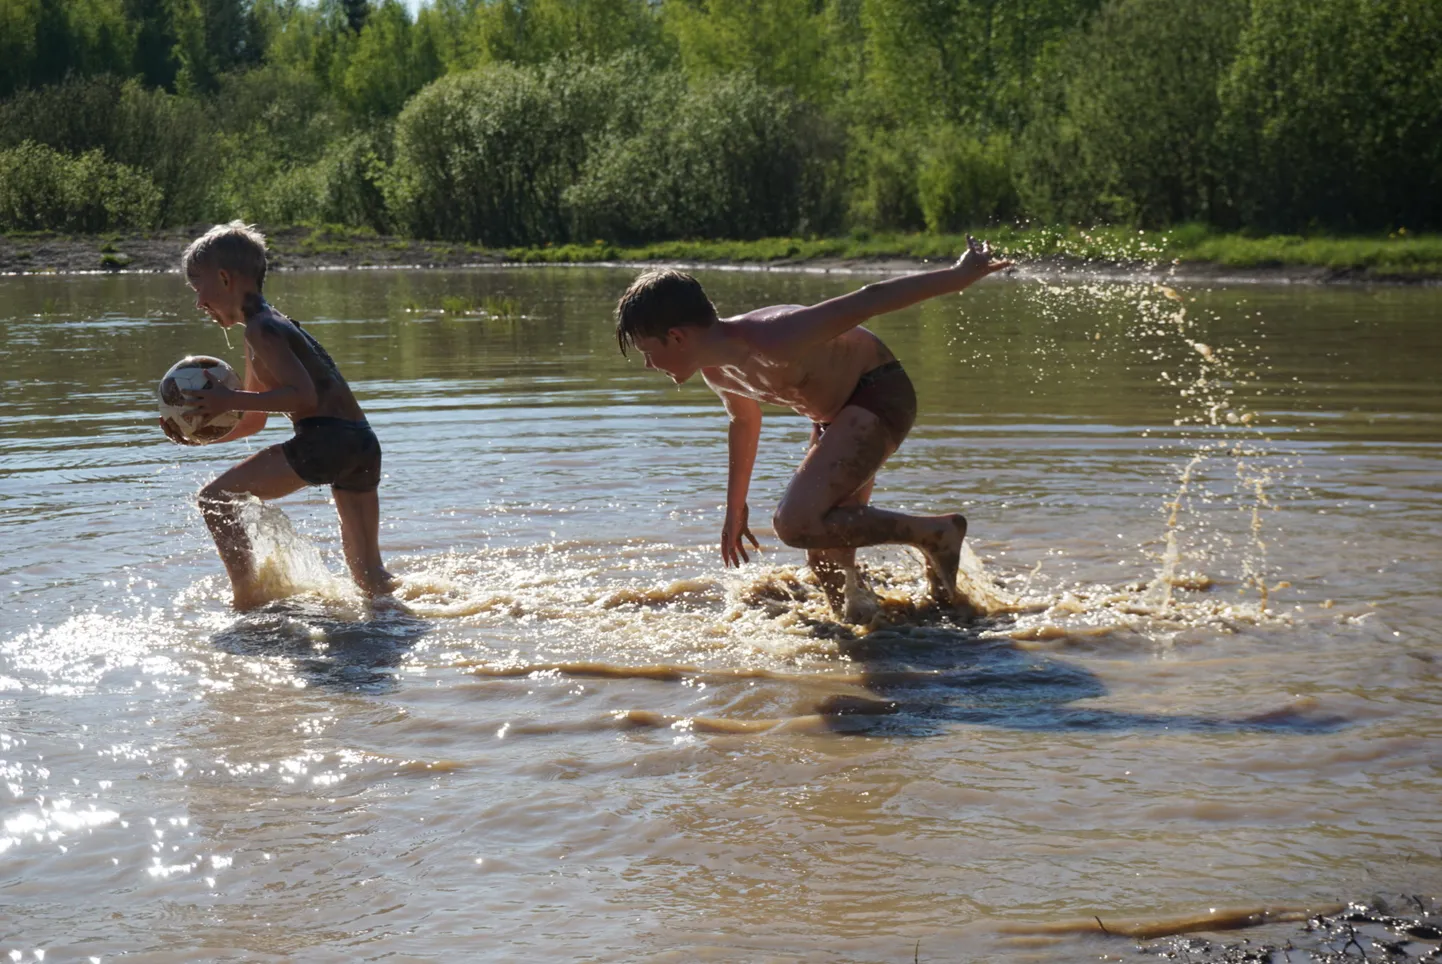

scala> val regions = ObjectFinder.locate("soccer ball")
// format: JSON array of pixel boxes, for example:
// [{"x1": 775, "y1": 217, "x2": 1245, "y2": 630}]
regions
[{"x1": 158, "y1": 355, "x2": 242, "y2": 445}]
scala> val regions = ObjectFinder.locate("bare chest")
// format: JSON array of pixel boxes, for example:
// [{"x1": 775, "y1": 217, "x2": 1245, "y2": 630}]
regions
[{"x1": 703, "y1": 360, "x2": 832, "y2": 418}]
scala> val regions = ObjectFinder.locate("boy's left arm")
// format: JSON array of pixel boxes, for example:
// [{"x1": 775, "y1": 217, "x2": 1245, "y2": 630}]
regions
[{"x1": 743, "y1": 237, "x2": 1011, "y2": 359}]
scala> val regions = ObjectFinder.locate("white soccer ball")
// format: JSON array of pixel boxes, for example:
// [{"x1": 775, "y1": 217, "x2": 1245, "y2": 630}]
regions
[{"x1": 158, "y1": 355, "x2": 242, "y2": 445}]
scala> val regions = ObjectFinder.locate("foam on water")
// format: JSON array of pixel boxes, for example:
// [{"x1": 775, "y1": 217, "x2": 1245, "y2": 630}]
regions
[{"x1": 237, "y1": 496, "x2": 357, "y2": 607}]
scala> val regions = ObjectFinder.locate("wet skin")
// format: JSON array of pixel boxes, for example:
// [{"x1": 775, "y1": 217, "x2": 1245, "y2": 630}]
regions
[
  {"x1": 181, "y1": 267, "x2": 394, "y2": 608},
  {"x1": 630, "y1": 237, "x2": 1009, "y2": 610}
]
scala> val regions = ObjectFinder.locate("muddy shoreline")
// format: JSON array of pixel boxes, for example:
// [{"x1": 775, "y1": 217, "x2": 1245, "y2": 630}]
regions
[
  {"x1": 998, "y1": 896, "x2": 1442, "y2": 962},
  {"x1": 1122, "y1": 897, "x2": 1442, "y2": 962},
  {"x1": 2, "y1": 226, "x2": 1433, "y2": 284}
]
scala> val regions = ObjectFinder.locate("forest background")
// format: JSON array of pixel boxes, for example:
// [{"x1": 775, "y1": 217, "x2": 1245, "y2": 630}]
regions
[{"x1": 0, "y1": 0, "x2": 1439, "y2": 261}]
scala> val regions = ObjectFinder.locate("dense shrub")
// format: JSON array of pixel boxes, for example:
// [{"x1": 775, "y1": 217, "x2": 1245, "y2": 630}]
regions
[
  {"x1": 315, "y1": 128, "x2": 393, "y2": 232},
  {"x1": 384, "y1": 61, "x2": 635, "y2": 244},
  {"x1": 916, "y1": 126, "x2": 1017, "y2": 232},
  {"x1": 0, "y1": 77, "x2": 218, "y2": 223},
  {"x1": 566, "y1": 74, "x2": 843, "y2": 242},
  {"x1": 840, "y1": 129, "x2": 915, "y2": 232},
  {"x1": 0, "y1": 141, "x2": 161, "y2": 231},
  {"x1": 1014, "y1": 0, "x2": 1247, "y2": 227},
  {"x1": 1217, "y1": 0, "x2": 1442, "y2": 231}
]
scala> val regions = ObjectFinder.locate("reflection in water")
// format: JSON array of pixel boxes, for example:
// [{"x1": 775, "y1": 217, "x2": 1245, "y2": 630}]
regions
[
  {"x1": 451, "y1": 557, "x2": 1348, "y2": 738},
  {"x1": 0, "y1": 267, "x2": 1439, "y2": 962},
  {"x1": 210, "y1": 598, "x2": 429, "y2": 692}
]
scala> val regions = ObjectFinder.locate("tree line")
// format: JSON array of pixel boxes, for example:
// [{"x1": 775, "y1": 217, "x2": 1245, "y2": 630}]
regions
[{"x1": 1, "y1": 0, "x2": 1438, "y2": 241}]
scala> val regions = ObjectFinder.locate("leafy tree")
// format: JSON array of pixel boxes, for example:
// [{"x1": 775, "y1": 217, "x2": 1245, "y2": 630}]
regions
[
  {"x1": 665, "y1": 0, "x2": 834, "y2": 104},
  {"x1": 341, "y1": 0, "x2": 441, "y2": 116},
  {"x1": 860, "y1": 0, "x2": 1101, "y2": 131},
  {"x1": 1218, "y1": 0, "x2": 1442, "y2": 230},
  {"x1": 170, "y1": 0, "x2": 263, "y2": 93},
  {"x1": 1014, "y1": 0, "x2": 1247, "y2": 226},
  {"x1": 0, "y1": 0, "x2": 43, "y2": 98},
  {"x1": 126, "y1": 0, "x2": 181, "y2": 88},
  {"x1": 469, "y1": 0, "x2": 666, "y2": 68}
]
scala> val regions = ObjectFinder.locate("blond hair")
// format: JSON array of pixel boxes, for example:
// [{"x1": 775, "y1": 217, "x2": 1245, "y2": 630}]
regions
[{"x1": 182, "y1": 221, "x2": 268, "y2": 288}]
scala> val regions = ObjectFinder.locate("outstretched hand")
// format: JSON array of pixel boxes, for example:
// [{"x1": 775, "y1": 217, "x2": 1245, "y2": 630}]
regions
[
  {"x1": 954, "y1": 235, "x2": 1013, "y2": 281},
  {"x1": 721, "y1": 503, "x2": 762, "y2": 567}
]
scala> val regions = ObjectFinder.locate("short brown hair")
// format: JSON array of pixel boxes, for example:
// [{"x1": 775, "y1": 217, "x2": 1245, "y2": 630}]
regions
[
  {"x1": 182, "y1": 221, "x2": 268, "y2": 289},
  {"x1": 615, "y1": 269, "x2": 718, "y2": 355}
]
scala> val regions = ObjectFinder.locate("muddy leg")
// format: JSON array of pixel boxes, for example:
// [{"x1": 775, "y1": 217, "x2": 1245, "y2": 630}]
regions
[
  {"x1": 775, "y1": 407, "x2": 966, "y2": 607},
  {"x1": 808, "y1": 548, "x2": 852, "y2": 613},
  {"x1": 197, "y1": 445, "x2": 306, "y2": 609},
  {"x1": 333, "y1": 487, "x2": 396, "y2": 597}
]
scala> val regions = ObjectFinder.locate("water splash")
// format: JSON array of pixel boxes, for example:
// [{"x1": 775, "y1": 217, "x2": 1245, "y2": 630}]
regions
[
  {"x1": 237, "y1": 498, "x2": 355, "y2": 605},
  {"x1": 952, "y1": 276, "x2": 1300, "y2": 642}
]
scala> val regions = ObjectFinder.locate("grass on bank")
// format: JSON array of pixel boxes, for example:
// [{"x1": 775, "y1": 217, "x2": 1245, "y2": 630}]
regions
[
  {"x1": 4, "y1": 224, "x2": 1440, "y2": 278},
  {"x1": 501, "y1": 224, "x2": 1442, "y2": 278}
]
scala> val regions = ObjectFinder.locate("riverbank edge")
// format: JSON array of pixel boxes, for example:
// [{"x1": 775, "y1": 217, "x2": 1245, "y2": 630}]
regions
[{"x1": 3, "y1": 225, "x2": 1439, "y2": 283}]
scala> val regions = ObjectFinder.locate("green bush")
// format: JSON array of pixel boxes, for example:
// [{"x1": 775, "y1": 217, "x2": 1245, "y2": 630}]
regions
[
  {"x1": 1014, "y1": 0, "x2": 1247, "y2": 227},
  {"x1": 0, "y1": 76, "x2": 218, "y2": 224},
  {"x1": 108, "y1": 80, "x2": 219, "y2": 223},
  {"x1": 0, "y1": 141, "x2": 161, "y2": 231},
  {"x1": 1217, "y1": 0, "x2": 1442, "y2": 231},
  {"x1": 916, "y1": 126, "x2": 1017, "y2": 232},
  {"x1": 845, "y1": 128, "x2": 924, "y2": 232},
  {"x1": 384, "y1": 60, "x2": 635, "y2": 244},
  {"x1": 565, "y1": 73, "x2": 842, "y2": 242},
  {"x1": 316, "y1": 127, "x2": 393, "y2": 232},
  {"x1": 210, "y1": 65, "x2": 357, "y2": 225}
]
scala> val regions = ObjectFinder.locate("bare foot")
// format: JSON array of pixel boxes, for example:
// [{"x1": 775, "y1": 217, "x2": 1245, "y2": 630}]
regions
[
  {"x1": 230, "y1": 585, "x2": 270, "y2": 611},
  {"x1": 361, "y1": 568, "x2": 399, "y2": 598},
  {"x1": 918, "y1": 514, "x2": 967, "y2": 606},
  {"x1": 841, "y1": 567, "x2": 879, "y2": 624}
]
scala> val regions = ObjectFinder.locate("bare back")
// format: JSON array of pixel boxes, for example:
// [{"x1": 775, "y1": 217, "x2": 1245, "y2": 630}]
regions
[
  {"x1": 246, "y1": 311, "x2": 366, "y2": 422},
  {"x1": 700, "y1": 306, "x2": 895, "y2": 422}
]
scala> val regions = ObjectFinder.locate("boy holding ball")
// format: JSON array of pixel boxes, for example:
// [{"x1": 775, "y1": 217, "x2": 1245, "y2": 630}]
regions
[{"x1": 175, "y1": 221, "x2": 395, "y2": 608}]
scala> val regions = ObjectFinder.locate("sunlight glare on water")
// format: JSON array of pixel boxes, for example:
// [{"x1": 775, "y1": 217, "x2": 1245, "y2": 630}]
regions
[{"x1": 1, "y1": 266, "x2": 1439, "y2": 961}]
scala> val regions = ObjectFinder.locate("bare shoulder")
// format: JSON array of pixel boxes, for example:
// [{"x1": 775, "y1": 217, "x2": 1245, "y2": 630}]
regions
[
  {"x1": 727, "y1": 304, "x2": 808, "y2": 358},
  {"x1": 728, "y1": 304, "x2": 804, "y2": 328},
  {"x1": 700, "y1": 365, "x2": 735, "y2": 394},
  {"x1": 243, "y1": 308, "x2": 292, "y2": 343}
]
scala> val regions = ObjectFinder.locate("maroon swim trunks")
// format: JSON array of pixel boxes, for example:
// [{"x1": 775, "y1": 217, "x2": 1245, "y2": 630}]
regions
[{"x1": 810, "y1": 360, "x2": 918, "y2": 449}]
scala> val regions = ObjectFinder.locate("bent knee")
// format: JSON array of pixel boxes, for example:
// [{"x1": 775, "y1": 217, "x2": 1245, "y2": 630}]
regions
[
  {"x1": 197, "y1": 482, "x2": 239, "y2": 511},
  {"x1": 772, "y1": 503, "x2": 821, "y2": 548}
]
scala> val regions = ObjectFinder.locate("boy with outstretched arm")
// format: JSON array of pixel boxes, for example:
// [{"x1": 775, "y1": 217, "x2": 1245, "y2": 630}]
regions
[
  {"x1": 173, "y1": 221, "x2": 395, "y2": 609},
  {"x1": 615, "y1": 237, "x2": 1010, "y2": 619}
]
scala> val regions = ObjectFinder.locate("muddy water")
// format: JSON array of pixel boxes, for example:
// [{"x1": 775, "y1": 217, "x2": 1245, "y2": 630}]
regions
[{"x1": 1, "y1": 266, "x2": 1439, "y2": 961}]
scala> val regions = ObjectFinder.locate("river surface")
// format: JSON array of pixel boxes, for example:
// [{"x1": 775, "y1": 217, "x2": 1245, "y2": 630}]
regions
[{"x1": 1, "y1": 265, "x2": 1439, "y2": 962}]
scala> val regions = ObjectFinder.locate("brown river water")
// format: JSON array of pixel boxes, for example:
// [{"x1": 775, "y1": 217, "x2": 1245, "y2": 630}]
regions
[{"x1": 1, "y1": 266, "x2": 1439, "y2": 961}]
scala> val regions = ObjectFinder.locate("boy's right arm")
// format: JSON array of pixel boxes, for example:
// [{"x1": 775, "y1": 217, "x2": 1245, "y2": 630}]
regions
[
  {"x1": 213, "y1": 344, "x2": 268, "y2": 443},
  {"x1": 720, "y1": 390, "x2": 763, "y2": 567},
  {"x1": 738, "y1": 237, "x2": 1011, "y2": 359}
]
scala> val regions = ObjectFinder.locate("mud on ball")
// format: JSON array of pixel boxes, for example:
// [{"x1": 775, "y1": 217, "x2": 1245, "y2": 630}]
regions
[{"x1": 158, "y1": 355, "x2": 242, "y2": 445}]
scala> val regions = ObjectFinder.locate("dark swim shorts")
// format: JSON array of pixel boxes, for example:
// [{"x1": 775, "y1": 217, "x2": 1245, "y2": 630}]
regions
[
  {"x1": 811, "y1": 360, "x2": 918, "y2": 448},
  {"x1": 281, "y1": 417, "x2": 382, "y2": 492}
]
